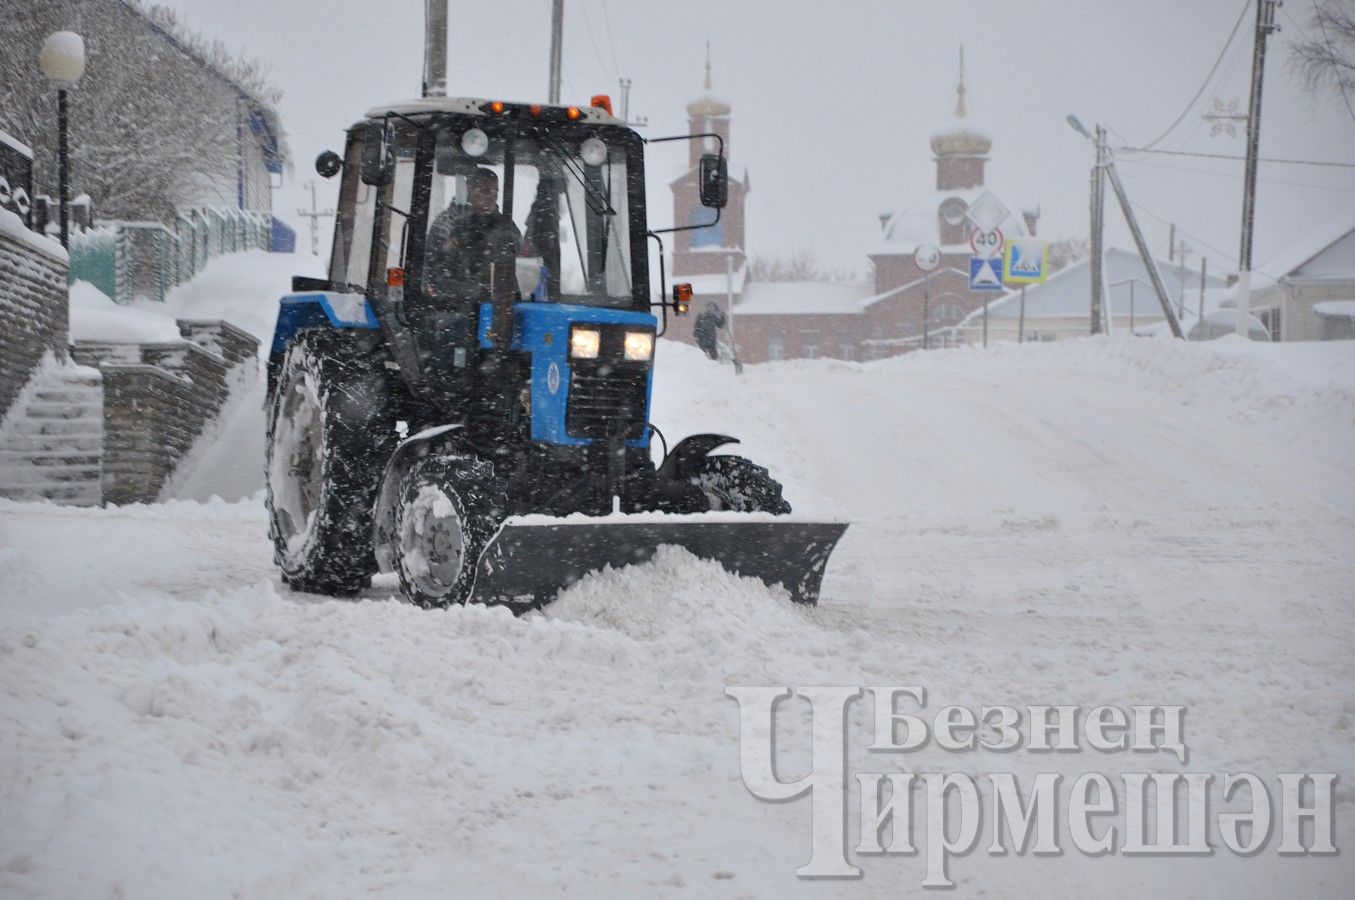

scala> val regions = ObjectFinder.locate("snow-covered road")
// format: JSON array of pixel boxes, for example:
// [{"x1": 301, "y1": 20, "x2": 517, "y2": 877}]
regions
[{"x1": 2, "y1": 336, "x2": 1353, "y2": 896}]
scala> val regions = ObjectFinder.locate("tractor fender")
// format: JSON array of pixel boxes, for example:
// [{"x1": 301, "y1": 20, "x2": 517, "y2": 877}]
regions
[
  {"x1": 656, "y1": 433, "x2": 739, "y2": 482},
  {"x1": 372, "y1": 424, "x2": 464, "y2": 573},
  {"x1": 270, "y1": 292, "x2": 379, "y2": 356},
  {"x1": 267, "y1": 292, "x2": 382, "y2": 401}
]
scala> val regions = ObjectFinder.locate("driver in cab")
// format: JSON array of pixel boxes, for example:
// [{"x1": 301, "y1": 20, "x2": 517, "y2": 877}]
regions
[{"x1": 426, "y1": 168, "x2": 522, "y2": 307}]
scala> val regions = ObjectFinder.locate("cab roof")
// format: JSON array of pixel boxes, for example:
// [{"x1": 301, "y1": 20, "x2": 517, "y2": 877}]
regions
[{"x1": 363, "y1": 96, "x2": 625, "y2": 127}]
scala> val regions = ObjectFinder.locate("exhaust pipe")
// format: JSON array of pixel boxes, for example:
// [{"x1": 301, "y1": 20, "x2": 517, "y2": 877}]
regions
[{"x1": 423, "y1": 0, "x2": 448, "y2": 97}]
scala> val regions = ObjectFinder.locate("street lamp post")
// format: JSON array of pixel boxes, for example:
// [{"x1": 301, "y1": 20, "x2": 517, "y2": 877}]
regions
[{"x1": 40, "y1": 31, "x2": 85, "y2": 249}]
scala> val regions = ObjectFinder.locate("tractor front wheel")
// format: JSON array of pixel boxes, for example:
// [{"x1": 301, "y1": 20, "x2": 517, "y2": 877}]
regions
[
  {"x1": 392, "y1": 454, "x2": 508, "y2": 608},
  {"x1": 687, "y1": 455, "x2": 792, "y2": 514}
]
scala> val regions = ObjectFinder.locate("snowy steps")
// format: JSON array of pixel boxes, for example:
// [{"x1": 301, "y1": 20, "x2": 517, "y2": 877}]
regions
[{"x1": 0, "y1": 363, "x2": 104, "y2": 506}]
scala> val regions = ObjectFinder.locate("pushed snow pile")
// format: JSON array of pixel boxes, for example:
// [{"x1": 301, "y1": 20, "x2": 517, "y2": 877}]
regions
[
  {"x1": 0, "y1": 566, "x2": 852, "y2": 895},
  {"x1": 542, "y1": 546, "x2": 826, "y2": 677},
  {"x1": 68, "y1": 280, "x2": 183, "y2": 343}
]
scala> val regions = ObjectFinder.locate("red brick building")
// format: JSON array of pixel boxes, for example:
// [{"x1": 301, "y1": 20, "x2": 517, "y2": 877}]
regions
[{"x1": 663, "y1": 48, "x2": 1038, "y2": 363}]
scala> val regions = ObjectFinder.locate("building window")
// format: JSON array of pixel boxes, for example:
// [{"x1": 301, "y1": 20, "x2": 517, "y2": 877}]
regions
[
  {"x1": 1260, "y1": 307, "x2": 1282, "y2": 342},
  {"x1": 767, "y1": 335, "x2": 784, "y2": 361},
  {"x1": 932, "y1": 300, "x2": 965, "y2": 327},
  {"x1": 838, "y1": 337, "x2": 855, "y2": 360},
  {"x1": 802, "y1": 336, "x2": 820, "y2": 359},
  {"x1": 690, "y1": 206, "x2": 723, "y2": 248}
]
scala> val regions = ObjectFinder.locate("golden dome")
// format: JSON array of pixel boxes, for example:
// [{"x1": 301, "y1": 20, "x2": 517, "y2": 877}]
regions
[{"x1": 930, "y1": 45, "x2": 991, "y2": 157}]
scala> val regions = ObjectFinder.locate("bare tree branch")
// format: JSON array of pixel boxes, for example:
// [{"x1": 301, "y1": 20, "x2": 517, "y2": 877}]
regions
[{"x1": 1289, "y1": 0, "x2": 1355, "y2": 99}]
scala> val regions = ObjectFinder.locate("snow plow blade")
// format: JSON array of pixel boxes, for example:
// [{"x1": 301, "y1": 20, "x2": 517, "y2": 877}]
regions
[{"x1": 470, "y1": 516, "x2": 848, "y2": 610}]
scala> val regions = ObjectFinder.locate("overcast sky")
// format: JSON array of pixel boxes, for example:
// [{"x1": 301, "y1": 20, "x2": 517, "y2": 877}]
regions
[{"x1": 156, "y1": 0, "x2": 1355, "y2": 278}]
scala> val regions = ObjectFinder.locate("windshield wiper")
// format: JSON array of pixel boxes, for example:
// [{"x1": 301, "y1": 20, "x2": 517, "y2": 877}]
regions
[{"x1": 540, "y1": 132, "x2": 615, "y2": 217}]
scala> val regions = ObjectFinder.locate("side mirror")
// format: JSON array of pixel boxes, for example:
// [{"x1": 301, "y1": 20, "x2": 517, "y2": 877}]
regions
[
  {"x1": 359, "y1": 122, "x2": 393, "y2": 186},
  {"x1": 315, "y1": 150, "x2": 343, "y2": 179},
  {"x1": 698, "y1": 154, "x2": 727, "y2": 209}
]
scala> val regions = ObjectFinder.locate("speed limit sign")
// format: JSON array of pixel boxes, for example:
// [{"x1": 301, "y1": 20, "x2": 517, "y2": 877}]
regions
[{"x1": 970, "y1": 227, "x2": 1005, "y2": 259}]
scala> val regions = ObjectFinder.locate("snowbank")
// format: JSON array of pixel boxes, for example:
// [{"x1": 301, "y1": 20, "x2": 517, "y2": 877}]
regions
[
  {"x1": 3, "y1": 333, "x2": 1353, "y2": 896},
  {"x1": 150, "y1": 250, "x2": 324, "y2": 350},
  {"x1": 68, "y1": 280, "x2": 183, "y2": 344}
]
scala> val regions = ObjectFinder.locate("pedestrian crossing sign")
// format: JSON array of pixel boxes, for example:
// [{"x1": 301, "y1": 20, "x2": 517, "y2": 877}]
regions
[{"x1": 1003, "y1": 239, "x2": 1049, "y2": 284}]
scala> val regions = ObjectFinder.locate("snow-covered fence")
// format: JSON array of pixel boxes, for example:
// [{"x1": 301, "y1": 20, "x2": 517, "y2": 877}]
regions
[{"x1": 67, "y1": 207, "x2": 271, "y2": 306}]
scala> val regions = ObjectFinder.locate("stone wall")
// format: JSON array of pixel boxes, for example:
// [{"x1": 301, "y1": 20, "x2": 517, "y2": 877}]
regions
[
  {"x1": 71, "y1": 327, "x2": 258, "y2": 505},
  {"x1": 176, "y1": 320, "x2": 259, "y2": 370},
  {"x1": 0, "y1": 219, "x2": 68, "y2": 415}
]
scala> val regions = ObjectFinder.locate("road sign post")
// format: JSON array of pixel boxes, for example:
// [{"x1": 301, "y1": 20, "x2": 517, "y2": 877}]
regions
[{"x1": 914, "y1": 245, "x2": 941, "y2": 352}]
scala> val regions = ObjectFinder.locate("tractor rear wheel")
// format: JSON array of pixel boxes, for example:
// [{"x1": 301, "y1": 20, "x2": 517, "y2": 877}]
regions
[
  {"x1": 687, "y1": 455, "x2": 792, "y2": 514},
  {"x1": 392, "y1": 454, "x2": 508, "y2": 608},
  {"x1": 266, "y1": 329, "x2": 400, "y2": 596}
]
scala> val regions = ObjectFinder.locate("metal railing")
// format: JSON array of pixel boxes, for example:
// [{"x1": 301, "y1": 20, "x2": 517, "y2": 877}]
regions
[{"x1": 68, "y1": 206, "x2": 272, "y2": 305}]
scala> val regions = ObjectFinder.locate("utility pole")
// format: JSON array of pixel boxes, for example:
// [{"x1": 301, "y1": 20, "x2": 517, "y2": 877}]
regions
[
  {"x1": 1198, "y1": 256, "x2": 1208, "y2": 340},
  {"x1": 297, "y1": 181, "x2": 335, "y2": 258},
  {"x1": 921, "y1": 272, "x2": 931, "y2": 350},
  {"x1": 1236, "y1": 0, "x2": 1281, "y2": 336},
  {"x1": 725, "y1": 251, "x2": 742, "y2": 374},
  {"x1": 618, "y1": 77, "x2": 649, "y2": 127},
  {"x1": 548, "y1": 0, "x2": 564, "y2": 104},
  {"x1": 1070, "y1": 113, "x2": 1182, "y2": 338},
  {"x1": 1177, "y1": 241, "x2": 1192, "y2": 320},
  {"x1": 1104, "y1": 162, "x2": 1185, "y2": 338},
  {"x1": 423, "y1": 0, "x2": 447, "y2": 97},
  {"x1": 1089, "y1": 124, "x2": 1107, "y2": 335}
]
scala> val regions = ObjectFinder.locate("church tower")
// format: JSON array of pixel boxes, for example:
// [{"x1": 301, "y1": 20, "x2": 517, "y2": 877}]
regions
[
  {"x1": 671, "y1": 44, "x2": 748, "y2": 278},
  {"x1": 929, "y1": 46, "x2": 991, "y2": 192}
]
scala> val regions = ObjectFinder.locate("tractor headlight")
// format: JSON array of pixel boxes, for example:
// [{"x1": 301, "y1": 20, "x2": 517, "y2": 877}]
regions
[
  {"x1": 623, "y1": 331, "x2": 654, "y2": 361},
  {"x1": 570, "y1": 326, "x2": 601, "y2": 359}
]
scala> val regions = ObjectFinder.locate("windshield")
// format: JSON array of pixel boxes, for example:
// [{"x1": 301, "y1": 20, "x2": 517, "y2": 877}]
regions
[{"x1": 423, "y1": 125, "x2": 635, "y2": 308}]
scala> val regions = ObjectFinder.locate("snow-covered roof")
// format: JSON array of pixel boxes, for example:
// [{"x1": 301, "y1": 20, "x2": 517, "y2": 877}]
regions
[
  {"x1": 735, "y1": 280, "x2": 874, "y2": 316},
  {"x1": 964, "y1": 248, "x2": 1225, "y2": 321},
  {"x1": 872, "y1": 187, "x2": 1030, "y2": 256},
  {"x1": 1256, "y1": 208, "x2": 1355, "y2": 284},
  {"x1": 1289, "y1": 229, "x2": 1355, "y2": 282},
  {"x1": 363, "y1": 97, "x2": 623, "y2": 126}
]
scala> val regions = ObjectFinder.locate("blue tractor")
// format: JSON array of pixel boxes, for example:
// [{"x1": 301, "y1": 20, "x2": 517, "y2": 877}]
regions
[{"x1": 265, "y1": 96, "x2": 845, "y2": 608}]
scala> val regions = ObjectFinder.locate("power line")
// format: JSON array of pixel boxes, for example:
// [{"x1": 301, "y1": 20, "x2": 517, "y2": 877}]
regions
[
  {"x1": 578, "y1": 0, "x2": 616, "y2": 80},
  {"x1": 600, "y1": 0, "x2": 623, "y2": 81},
  {"x1": 1114, "y1": 146, "x2": 1355, "y2": 168},
  {"x1": 1117, "y1": 156, "x2": 1355, "y2": 192},
  {"x1": 1134, "y1": 0, "x2": 1253, "y2": 150},
  {"x1": 1126, "y1": 199, "x2": 1240, "y2": 269}
]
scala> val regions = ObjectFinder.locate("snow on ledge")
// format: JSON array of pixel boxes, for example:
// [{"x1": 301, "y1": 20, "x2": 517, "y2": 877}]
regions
[
  {"x1": 69, "y1": 281, "x2": 184, "y2": 344},
  {"x1": 0, "y1": 207, "x2": 67, "y2": 262},
  {"x1": 0, "y1": 129, "x2": 32, "y2": 159}
]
